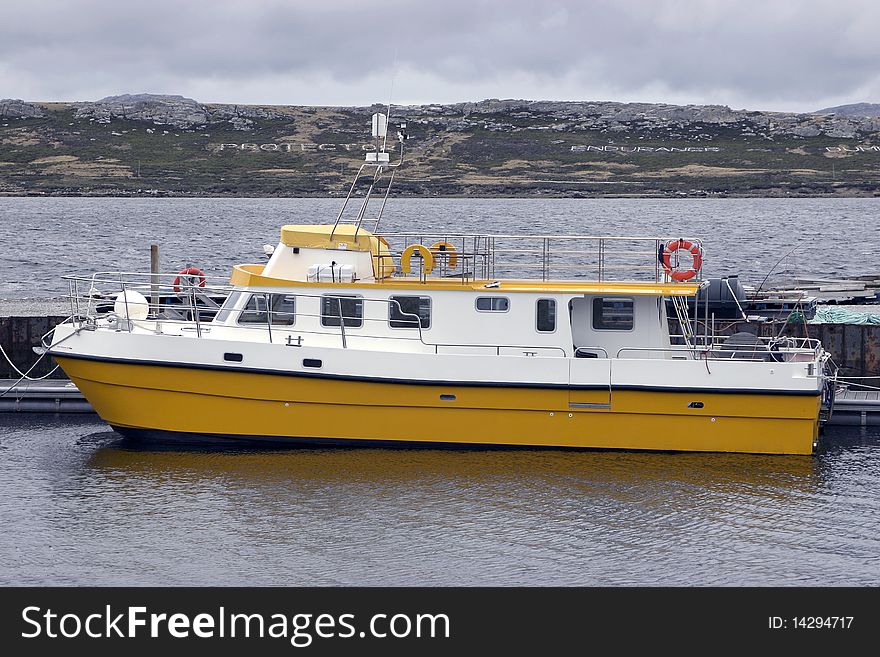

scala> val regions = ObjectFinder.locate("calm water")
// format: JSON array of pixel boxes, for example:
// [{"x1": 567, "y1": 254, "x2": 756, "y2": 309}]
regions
[
  {"x1": 0, "y1": 414, "x2": 878, "y2": 586},
  {"x1": 1, "y1": 197, "x2": 879, "y2": 297},
  {"x1": 2, "y1": 197, "x2": 880, "y2": 586}
]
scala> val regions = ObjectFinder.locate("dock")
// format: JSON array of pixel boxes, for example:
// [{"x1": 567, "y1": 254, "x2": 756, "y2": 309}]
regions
[
  {"x1": 829, "y1": 389, "x2": 880, "y2": 426},
  {"x1": 793, "y1": 276, "x2": 880, "y2": 304},
  {"x1": 749, "y1": 276, "x2": 880, "y2": 310},
  {"x1": 0, "y1": 379, "x2": 94, "y2": 413}
]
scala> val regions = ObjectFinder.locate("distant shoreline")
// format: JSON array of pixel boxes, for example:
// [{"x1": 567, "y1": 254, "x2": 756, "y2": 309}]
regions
[
  {"x1": 2, "y1": 190, "x2": 879, "y2": 199},
  {"x1": 3, "y1": 96, "x2": 879, "y2": 200}
]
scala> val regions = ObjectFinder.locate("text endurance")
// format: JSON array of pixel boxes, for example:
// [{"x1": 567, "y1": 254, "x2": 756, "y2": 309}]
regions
[{"x1": 22, "y1": 605, "x2": 450, "y2": 647}]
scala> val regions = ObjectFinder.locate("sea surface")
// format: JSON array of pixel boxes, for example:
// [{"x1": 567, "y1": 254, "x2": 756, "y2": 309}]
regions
[
  {"x1": 1, "y1": 196, "x2": 879, "y2": 297},
  {"x1": 1, "y1": 197, "x2": 880, "y2": 586},
  {"x1": 0, "y1": 414, "x2": 878, "y2": 586}
]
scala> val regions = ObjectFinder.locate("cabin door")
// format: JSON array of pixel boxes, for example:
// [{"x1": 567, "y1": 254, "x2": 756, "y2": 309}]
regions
[
  {"x1": 568, "y1": 358, "x2": 612, "y2": 409},
  {"x1": 568, "y1": 297, "x2": 612, "y2": 409}
]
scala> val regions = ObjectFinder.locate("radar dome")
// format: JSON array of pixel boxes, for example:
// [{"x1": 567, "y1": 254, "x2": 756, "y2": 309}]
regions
[{"x1": 114, "y1": 290, "x2": 150, "y2": 320}]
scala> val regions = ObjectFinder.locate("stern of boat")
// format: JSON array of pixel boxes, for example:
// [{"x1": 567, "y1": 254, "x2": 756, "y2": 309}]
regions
[{"x1": 819, "y1": 350, "x2": 838, "y2": 427}]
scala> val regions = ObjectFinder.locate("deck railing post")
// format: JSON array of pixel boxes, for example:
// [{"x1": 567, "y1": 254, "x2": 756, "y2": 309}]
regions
[
  {"x1": 337, "y1": 297, "x2": 347, "y2": 348},
  {"x1": 69, "y1": 279, "x2": 76, "y2": 320},
  {"x1": 122, "y1": 281, "x2": 131, "y2": 331},
  {"x1": 192, "y1": 285, "x2": 202, "y2": 338},
  {"x1": 542, "y1": 238, "x2": 549, "y2": 281},
  {"x1": 265, "y1": 293, "x2": 273, "y2": 344},
  {"x1": 704, "y1": 285, "x2": 709, "y2": 348},
  {"x1": 655, "y1": 239, "x2": 660, "y2": 283},
  {"x1": 150, "y1": 244, "x2": 160, "y2": 316}
]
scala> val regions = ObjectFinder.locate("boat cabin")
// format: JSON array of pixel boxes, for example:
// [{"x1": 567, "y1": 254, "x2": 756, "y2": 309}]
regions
[{"x1": 210, "y1": 223, "x2": 701, "y2": 360}]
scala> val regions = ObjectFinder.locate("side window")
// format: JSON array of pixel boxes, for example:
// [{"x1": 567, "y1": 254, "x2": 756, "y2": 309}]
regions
[
  {"x1": 389, "y1": 296, "x2": 431, "y2": 329},
  {"x1": 269, "y1": 294, "x2": 296, "y2": 325},
  {"x1": 475, "y1": 297, "x2": 510, "y2": 312},
  {"x1": 592, "y1": 297, "x2": 634, "y2": 331},
  {"x1": 238, "y1": 294, "x2": 296, "y2": 325},
  {"x1": 213, "y1": 290, "x2": 244, "y2": 324},
  {"x1": 238, "y1": 295, "x2": 267, "y2": 324},
  {"x1": 321, "y1": 295, "x2": 363, "y2": 328},
  {"x1": 536, "y1": 298, "x2": 556, "y2": 332}
]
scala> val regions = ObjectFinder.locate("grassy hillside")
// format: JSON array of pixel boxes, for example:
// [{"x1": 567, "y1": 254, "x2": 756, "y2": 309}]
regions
[{"x1": 1, "y1": 100, "x2": 878, "y2": 197}]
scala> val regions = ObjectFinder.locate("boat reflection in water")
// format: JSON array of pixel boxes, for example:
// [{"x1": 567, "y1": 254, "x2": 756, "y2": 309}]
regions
[
  {"x1": 4, "y1": 412, "x2": 879, "y2": 586},
  {"x1": 87, "y1": 434, "x2": 826, "y2": 497}
]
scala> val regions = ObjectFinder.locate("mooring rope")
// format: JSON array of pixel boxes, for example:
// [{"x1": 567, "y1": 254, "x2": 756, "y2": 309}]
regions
[
  {"x1": 836, "y1": 380, "x2": 880, "y2": 392},
  {"x1": 0, "y1": 343, "x2": 60, "y2": 381},
  {"x1": 0, "y1": 319, "x2": 80, "y2": 398}
]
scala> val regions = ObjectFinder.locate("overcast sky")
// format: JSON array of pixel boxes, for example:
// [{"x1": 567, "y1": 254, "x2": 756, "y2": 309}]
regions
[{"x1": 1, "y1": 0, "x2": 878, "y2": 112}]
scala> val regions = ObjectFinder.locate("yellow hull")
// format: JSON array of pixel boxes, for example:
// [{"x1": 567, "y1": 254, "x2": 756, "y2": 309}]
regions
[{"x1": 56, "y1": 356, "x2": 821, "y2": 455}]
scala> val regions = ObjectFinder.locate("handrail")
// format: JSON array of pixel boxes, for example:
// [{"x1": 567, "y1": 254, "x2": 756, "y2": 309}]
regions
[
  {"x1": 575, "y1": 346, "x2": 610, "y2": 358},
  {"x1": 64, "y1": 273, "x2": 567, "y2": 357},
  {"x1": 428, "y1": 343, "x2": 567, "y2": 356},
  {"x1": 378, "y1": 233, "x2": 703, "y2": 284},
  {"x1": 669, "y1": 334, "x2": 823, "y2": 352},
  {"x1": 615, "y1": 345, "x2": 822, "y2": 360},
  {"x1": 383, "y1": 232, "x2": 689, "y2": 242},
  {"x1": 63, "y1": 272, "x2": 824, "y2": 365}
]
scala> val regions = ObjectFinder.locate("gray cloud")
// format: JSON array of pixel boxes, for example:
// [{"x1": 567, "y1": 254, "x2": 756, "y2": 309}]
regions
[{"x1": 1, "y1": 0, "x2": 878, "y2": 111}]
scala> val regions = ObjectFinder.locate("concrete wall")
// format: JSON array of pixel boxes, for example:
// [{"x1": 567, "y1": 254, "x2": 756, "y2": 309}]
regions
[
  {"x1": 0, "y1": 316, "x2": 69, "y2": 380},
  {"x1": 803, "y1": 323, "x2": 880, "y2": 378}
]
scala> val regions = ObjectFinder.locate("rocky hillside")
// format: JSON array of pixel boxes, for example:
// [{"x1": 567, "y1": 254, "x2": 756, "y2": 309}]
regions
[
  {"x1": 816, "y1": 103, "x2": 880, "y2": 118},
  {"x1": 1, "y1": 94, "x2": 879, "y2": 197}
]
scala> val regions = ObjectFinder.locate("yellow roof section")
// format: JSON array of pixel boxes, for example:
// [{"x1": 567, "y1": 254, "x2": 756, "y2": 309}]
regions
[
  {"x1": 280, "y1": 224, "x2": 395, "y2": 278},
  {"x1": 281, "y1": 223, "x2": 375, "y2": 251},
  {"x1": 231, "y1": 264, "x2": 700, "y2": 296}
]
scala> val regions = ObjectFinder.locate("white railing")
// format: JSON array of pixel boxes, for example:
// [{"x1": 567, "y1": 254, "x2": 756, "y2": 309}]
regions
[
  {"x1": 62, "y1": 273, "x2": 567, "y2": 357},
  {"x1": 62, "y1": 270, "x2": 819, "y2": 364},
  {"x1": 617, "y1": 340, "x2": 823, "y2": 363},
  {"x1": 378, "y1": 233, "x2": 704, "y2": 283}
]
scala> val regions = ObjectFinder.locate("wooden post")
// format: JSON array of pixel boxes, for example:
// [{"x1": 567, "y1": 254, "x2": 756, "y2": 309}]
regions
[{"x1": 150, "y1": 244, "x2": 160, "y2": 314}]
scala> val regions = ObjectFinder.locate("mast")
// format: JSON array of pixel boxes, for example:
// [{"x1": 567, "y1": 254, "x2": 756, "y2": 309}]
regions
[{"x1": 330, "y1": 111, "x2": 407, "y2": 240}]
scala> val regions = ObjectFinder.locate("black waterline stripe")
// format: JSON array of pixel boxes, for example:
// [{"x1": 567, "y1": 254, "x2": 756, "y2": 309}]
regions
[
  {"x1": 53, "y1": 352, "x2": 821, "y2": 397},
  {"x1": 112, "y1": 426, "x2": 614, "y2": 450}
]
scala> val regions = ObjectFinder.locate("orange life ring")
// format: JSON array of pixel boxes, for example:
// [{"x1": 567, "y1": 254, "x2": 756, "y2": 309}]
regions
[
  {"x1": 173, "y1": 267, "x2": 207, "y2": 292},
  {"x1": 661, "y1": 240, "x2": 702, "y2": 282}
]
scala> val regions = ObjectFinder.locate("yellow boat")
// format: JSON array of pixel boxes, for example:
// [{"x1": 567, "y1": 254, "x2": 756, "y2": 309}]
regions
[{"x1": 50, "y1": 115, "x2": 835, "y2": 454}]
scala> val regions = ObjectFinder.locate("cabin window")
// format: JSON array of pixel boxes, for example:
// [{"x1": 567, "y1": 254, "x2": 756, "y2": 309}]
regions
[
  {"x1": 389, "y1": 295, "x2": 431, "y2": 329},
  {"x1": 592, "y1": 297, "x2": 634, "y2": 331},
  {"x1": 321, "y1": 295, "x2": 363, "y2": 327},
  {"x1": 475, "y1": 297, "x2": 510, "y2": 312},
  {"x1": 238, "y1": 294, "x2": 296, "y2": 325},
  {"x1": 213, "y1": 290, "x2": 244, "y2": 324},
  {"x1": 536, "y1": 298, "x2": 556, "y2": 332}
]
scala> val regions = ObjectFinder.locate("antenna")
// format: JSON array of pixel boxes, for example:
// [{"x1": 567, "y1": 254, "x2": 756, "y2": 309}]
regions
[
  {"x1": 753, "y1": 244, "x2": 801, "y2": 298},
  {"x1": 332, "y1": 96, "x2": 408, "y2": 241},
  {"x1": 369, "y1": 112, "x2": 389, "y2": 164}
]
